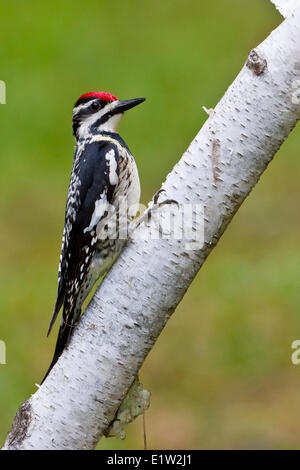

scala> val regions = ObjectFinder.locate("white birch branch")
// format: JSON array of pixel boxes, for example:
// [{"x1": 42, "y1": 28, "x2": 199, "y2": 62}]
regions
[
  {"x1": 271, "y1": 0, "x2": 300, "y2": 18},
  {"x1": 3, "y1": 5, "x2": 300, "y2": 450}
]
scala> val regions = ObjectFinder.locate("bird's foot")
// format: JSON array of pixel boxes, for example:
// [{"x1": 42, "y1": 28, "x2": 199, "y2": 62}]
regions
[{"x1": 134, "y1": 189, "x2": 179, "y2": 236}]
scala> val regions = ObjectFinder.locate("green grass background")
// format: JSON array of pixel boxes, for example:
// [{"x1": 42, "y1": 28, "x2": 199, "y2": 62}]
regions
[{"x1": 1, "y1": 0, "x2": 300, "y2": 450}]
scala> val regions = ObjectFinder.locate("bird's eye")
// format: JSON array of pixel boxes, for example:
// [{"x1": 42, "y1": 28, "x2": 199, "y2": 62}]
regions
[{"x1": 91, "y1": 101, "x2": 101, "y2": 111}]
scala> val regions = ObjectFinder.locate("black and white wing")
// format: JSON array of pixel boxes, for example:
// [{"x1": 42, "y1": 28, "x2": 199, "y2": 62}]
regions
[{"x1": 43, "y1": 140, "x2": 120, "y2": 381}]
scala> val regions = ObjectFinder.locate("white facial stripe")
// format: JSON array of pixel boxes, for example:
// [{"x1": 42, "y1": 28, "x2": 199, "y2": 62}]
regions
[
  {"x1": 74, "y1": 99, "x2": 118, "y2": 120},
  {"x1": 75, "y1": 100, "x2": 122, "y2": 139},
  {"x1": 98, "y1": 113, "x2": 122, "y2": 133},
  {"x1": 73, "y1": 99, "x2": 98, "y2": 115}
]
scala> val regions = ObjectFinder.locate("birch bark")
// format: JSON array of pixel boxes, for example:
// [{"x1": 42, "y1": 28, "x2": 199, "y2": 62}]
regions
[{"x1": 3, "y1": 2, "x2": 300, "y2": 450}]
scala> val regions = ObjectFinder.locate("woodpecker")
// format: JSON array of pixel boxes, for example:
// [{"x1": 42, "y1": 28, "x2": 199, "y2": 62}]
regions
[{"x1": 42, "y1": 91, "x2": 145, "y2": 382}]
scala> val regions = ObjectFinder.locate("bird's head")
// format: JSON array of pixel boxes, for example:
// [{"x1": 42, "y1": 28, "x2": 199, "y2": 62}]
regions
[{"x1": 72, "y1": 91, "x2": 145, "y2": 141}]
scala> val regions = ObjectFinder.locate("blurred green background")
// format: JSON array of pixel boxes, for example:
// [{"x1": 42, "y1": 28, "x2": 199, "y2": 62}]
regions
[{"x1": 0, "y1": 0, "x2": 299, "y2": 450}]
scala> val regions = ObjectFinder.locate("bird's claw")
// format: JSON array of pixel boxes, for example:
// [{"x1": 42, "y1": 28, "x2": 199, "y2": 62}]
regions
[{"x1": 134, "y1": 190, "x2": 178, "y2": 236}]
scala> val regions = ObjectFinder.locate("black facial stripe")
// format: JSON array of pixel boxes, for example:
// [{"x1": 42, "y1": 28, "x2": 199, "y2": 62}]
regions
[
  {"x1": 74, "y1": 96, "x2": 109, "y2": 109},
  {"x1": 73, "y1": 99, "x2": 109, "y2": 137},
  {"x1": 90, "y1": 112, "x2": 112, "y2": 132},
  {"x1": 74, "y1": 96, "x2": 94, "y2": 108},
  {"x1": 72, "y1": 116, "x2": 81, "y2": 137},
  {"x1": 72, "y1": 108, "x2": 111, "y2": 138},
  {"x1": 74, "y1": 99, "x2": 107, "y2": 115}
]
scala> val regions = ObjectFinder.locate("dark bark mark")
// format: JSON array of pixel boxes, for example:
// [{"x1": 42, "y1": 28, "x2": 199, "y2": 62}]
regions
[
  {"x1": 246, "y1": 49, "x2": 267, "y2": 76},
  {"x1": 6, "y1": 400, "x2": 32, "y2": 448},
  {"x1": 211, "y1": 138, "x2": 222, "y2": 183}
]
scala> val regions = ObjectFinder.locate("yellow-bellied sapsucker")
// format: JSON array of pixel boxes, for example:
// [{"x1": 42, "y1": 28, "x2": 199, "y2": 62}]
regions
[{"x1": 43, "y1": 91, "x2": 145, "y2": 382}]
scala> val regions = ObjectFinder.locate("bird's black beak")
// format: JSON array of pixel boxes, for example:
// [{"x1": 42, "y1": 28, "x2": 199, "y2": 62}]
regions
[{"x1": 112, "y1": 98, "x2": 146, "y2": 115}]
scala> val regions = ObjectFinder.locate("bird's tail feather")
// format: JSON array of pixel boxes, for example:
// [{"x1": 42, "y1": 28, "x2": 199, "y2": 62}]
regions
[{"x1": 41, "y1": 321, "x2": 73, "y2": 384}]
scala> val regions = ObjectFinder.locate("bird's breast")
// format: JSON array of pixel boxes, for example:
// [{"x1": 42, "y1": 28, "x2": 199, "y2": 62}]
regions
[{"x1": 115, "y1": 150, "x2": 141, "y2": 219}]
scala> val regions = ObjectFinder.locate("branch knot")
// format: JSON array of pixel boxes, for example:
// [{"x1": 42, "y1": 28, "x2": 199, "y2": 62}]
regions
[{"x1": 246, "y1": 49, "x2": 267, "y2": 75}]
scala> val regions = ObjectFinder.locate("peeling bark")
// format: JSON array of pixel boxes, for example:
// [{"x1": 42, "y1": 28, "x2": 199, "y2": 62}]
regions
[
  {"x1": 3, "y1": 4, "x2": 300, "y2": 450},
  {"x1": 6, "y1": 401, "x2": 32, "y2": 448}
]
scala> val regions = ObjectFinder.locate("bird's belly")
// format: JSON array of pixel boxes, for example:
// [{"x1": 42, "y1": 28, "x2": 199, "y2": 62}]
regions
[
  {"x1": 74, "y1": 153, "x2": 140, "y2": 313},
  {"x1": 116, "y1": 154, "x2": 141, "y2": 219},
  {"x1": 95, "y1": 153, "x2": 140, "y2": 243},
  {"x1": 93, "y1": 238, "x2": 124, "y2": 273},
  {"x1": 75, "y1": 238, "x2": 124, "y2": 312}
]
